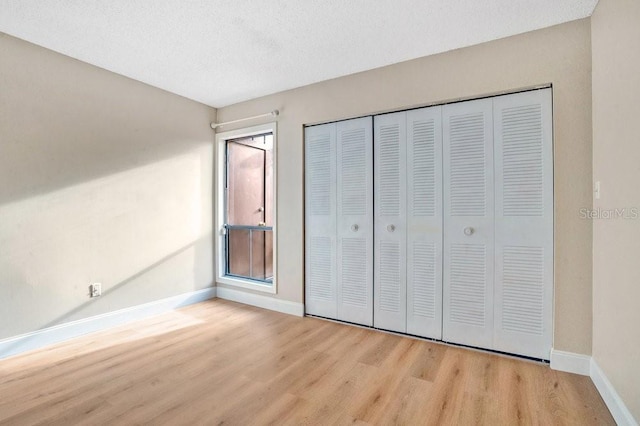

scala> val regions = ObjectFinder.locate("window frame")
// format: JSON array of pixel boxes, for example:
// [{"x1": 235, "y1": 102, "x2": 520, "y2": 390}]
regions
[{"x1": 215, "y1": 122, "x2": 277, "y2": 294}]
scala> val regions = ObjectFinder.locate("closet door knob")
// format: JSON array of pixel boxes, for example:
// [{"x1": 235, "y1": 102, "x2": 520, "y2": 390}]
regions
[
  {"x1": 463, "y1": 226, "x2": 474, "y2": 236},
  {"x1": 387, "y1": 224, "x2": 396, "y2": 232},
  {"x1": 351, "y1": 224, "x2": 359, "y2": 232}
]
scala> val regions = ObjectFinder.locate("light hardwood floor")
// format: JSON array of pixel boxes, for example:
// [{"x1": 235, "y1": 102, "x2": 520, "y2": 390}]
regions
[{"x1": 0, "y1": 299, "x2": 613, "y2": 425}]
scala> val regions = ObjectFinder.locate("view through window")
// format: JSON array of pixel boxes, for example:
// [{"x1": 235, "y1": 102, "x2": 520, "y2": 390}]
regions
[{"x1": 225, "y1": 133, "x2": 273, "y2": 283}]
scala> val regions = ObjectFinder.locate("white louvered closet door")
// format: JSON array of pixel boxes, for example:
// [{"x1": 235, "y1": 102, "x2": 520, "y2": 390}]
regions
[
  {"x1": 493, "y1": 89, "x2": 553, "y2": 359},
  {"x1": 443, "y1": 98, "x2": 495, "y2": 349},
  {"x1": 406, "y1": 106, "x2": 443, "y2": 339},
  {"x1": 374, "y1": 112, "x2": 407, "y2": 333},
  {"x1": 304, "y1": 123, "x2": 337, "y2": 318},
  {"x1": 336, "y1": 117, "x2": 374, "y2": 326}
]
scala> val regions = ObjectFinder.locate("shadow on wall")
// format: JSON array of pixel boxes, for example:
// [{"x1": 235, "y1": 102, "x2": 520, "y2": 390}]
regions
[
  {"x1": 0, "y1": 34, "x2": 216, "y2": 354},
  {"x1": 0, "y1": 151, "x2": 214, "y2": 342}
]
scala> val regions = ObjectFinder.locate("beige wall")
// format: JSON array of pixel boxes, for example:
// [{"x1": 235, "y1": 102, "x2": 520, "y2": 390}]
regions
[
  {"x1": 218, "y1": 19, "x2": 593, "y2": 355},
  {"x1": 592, "y1": 0, "x2": 640, "y2": 420},
  {"x1": 0, "y1": 34, "x2": 216, "y2": 340}
]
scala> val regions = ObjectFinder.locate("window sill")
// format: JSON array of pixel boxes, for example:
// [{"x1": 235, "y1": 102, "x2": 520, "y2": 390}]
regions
[{"x1": 216, "y1": 275, "x2": 277, "y2": 294}]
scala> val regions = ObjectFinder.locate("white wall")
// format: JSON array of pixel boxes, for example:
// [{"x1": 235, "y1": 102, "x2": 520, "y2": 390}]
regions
[
  {"x1": 0, "y1": 33, "x2": 216, "y2": 340},
  {"x1": 591, "y1": 0, "x2": 640, "y2": 420}
]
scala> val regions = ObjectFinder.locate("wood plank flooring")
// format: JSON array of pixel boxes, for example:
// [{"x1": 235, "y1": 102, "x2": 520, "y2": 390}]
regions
[{"x1": 0, "y1": 299, "x2": 614, "y2": 425}]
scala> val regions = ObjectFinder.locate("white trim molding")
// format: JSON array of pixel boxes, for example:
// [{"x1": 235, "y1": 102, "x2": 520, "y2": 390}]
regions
[
  {"x1": 550, "y1": 349, "x2": 592, "y2": 376},
  {"x1": 0, "y1": 287, "x2": 216, "y2": 360},
  {"x1": 214, "y1": 122, "x2": 278, "y2": 295},
  {"x1": 550, "y1": 349, "x2": 638, "y2": 425},
  {"x1": 216, "y1": 275, "x2": 276, "y2": 294},
  {"x1": 216, "y1": 286, "x2": 304, "y2": 317},
  {"x1": 591, "y1": 358, "x2": 639, "y2": 426}
]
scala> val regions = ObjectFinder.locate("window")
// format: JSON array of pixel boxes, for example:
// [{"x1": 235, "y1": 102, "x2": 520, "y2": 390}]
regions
[{"x1": 215, "y1": 123, "x2": 276, "y2": 293}]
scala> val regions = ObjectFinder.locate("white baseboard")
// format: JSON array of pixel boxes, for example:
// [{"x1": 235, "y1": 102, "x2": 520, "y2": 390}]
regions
[
  {"x1": 216, "y1": 286, "x2": 304, "y2": 317},
  {"x1": 0, "y1": 287, "x2": 216, "y2": 360},
  {"x1": 550, "y1": 349, "x2": 591, "y2": 375},
  {"x1": 591, "y1": 358, "x2": 639, "y2": 426},
  {"x1": 550, "y1": 349, "x2": 638, "y2": 425}
]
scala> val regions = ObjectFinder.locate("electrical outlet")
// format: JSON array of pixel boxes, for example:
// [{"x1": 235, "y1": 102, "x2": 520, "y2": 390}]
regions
[{"x1": 89, "y1": 283, "x2": 102, "y2": 298}]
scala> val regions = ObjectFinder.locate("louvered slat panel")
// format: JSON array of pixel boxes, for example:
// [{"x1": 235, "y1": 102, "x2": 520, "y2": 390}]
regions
[
  {"x1": 341, "y1": 128, "x2": 367, "y2": 216},
  {"x1": 304, "y1": 123, "x2": 337, "y2": 319},
  {"x1": 306, "y1": 134, "x2": 331, "y2": 216},
  {"x1": 337, "y1": 117, "x2": 373, "y2": 326},
  {"x1": 449, "y1": 113, "x2": 486, "y2": 217},
  {"x1": 412, "y1": 241, "x2": 435, "y2": 318},
  {"x1": 443, "y1": 99, "x2": 493, "y2": 348},
  {"x1": 379, "y1": 240, "x2": 401, "y2": 312},
  {"x1": 494, "y1": 88, "x2": 552, "y2": 360},
  {"x1": 341, "y1": 238, "x2": 368, "y2": 308},
  {"x1": 307, "y1": 236, "x2": 333, "y2": 301},
  {"x1": 378, "y1": 124, "x2": 401, "y2": 217},
  {"x1": 373, "y1": 112, "x2": 406, "y2": 332},
  {"x1": 449, "y1": 244, "x2": 486, "y2": 326},
  {"x1": 407, "y1": 106, "x2": 443, "y2": 339},
  {"x1": 502, "y1": 246, "x2": 544, "y2": 335},
  {"x1": 411, "y1": 119, "x2": 436, "y2": 217},
  {"x1": 502, "y1": 105, "x2": 544, "y2": 216}
]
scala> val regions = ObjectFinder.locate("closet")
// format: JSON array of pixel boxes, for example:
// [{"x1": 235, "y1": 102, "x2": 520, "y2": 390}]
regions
[{"x1": 305, "y1": 88, "x2": 553, "y2": 359}]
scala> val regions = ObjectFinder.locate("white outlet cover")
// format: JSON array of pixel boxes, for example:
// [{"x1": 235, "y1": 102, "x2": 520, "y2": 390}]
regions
[{"x1": 90, "y1": 283, "x2": 102, "y2": 297}]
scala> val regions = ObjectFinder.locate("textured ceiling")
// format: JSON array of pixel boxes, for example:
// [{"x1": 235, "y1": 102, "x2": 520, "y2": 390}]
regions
[{"x1": 0, "y1": 0, "x2": 598, "y2": 108}]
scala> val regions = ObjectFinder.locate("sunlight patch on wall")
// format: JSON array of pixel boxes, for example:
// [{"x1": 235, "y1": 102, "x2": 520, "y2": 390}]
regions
[{"x1": 0, "y1": 151, "x2": 208, "y2": 337}]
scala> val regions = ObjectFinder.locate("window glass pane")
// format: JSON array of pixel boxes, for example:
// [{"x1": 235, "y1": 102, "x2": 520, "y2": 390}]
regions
[
  {"x1": 227, "y1": 228, "x2": 250, "y2": 277},
  {"x1": 225, "y1": 133, "x2": 273, "y2": 284}
]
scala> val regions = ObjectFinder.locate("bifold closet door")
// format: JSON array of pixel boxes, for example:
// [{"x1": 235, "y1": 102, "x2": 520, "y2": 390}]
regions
[
  {"x1": 493, "y1": 89, "x2": 553, "y2": 359},
  {"x1": 443, "y1": 98, "x2": 495, "y2": 349},
  {"x1": 442, "y1": 89, "x2": 553, "y2": 359},
  {"x1": 373, "y1": 108, "x2": 443, "y2": 338},
  {"x1": 304, "y1": 123, "x2": 337, "y2": 319},
  {"x1": 304, "y1": 117, "x2": 373, "y2": 326}
]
